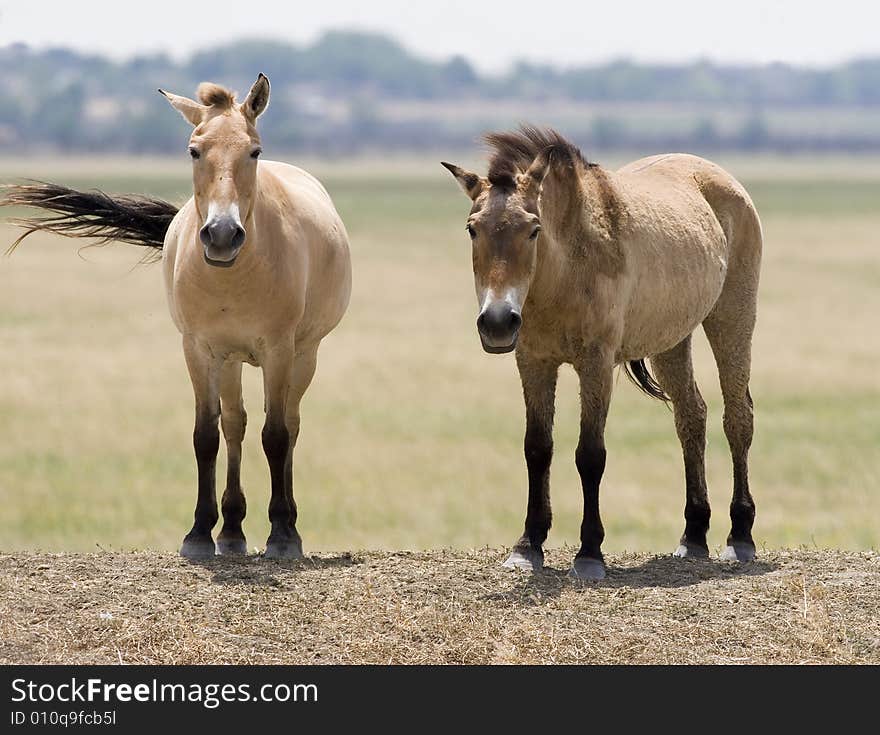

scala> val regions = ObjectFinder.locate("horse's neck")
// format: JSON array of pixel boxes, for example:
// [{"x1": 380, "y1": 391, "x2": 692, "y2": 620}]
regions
[
  {"x1": 540, "y1": 166, "x2": 612, "y2": 241},
  {"x1": 534, "y1": 167, "x2": 623, "y2": 288},
  {"x1": 531, "y1": 170, "x2": 586, "y2": 288}
]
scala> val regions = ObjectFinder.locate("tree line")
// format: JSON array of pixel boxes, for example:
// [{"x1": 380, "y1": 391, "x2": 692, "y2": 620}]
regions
[{"x1": 1, "y1": 31, "x2": 878, "y2": 153}]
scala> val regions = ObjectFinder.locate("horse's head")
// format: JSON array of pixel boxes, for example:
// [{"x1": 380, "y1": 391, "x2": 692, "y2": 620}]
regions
[
  {"x1": 159, "y1": 74, "x2": 270, "y2": 267},
  {"x1": 442, "y1": 151, "x2": 549, "y2": 353}
]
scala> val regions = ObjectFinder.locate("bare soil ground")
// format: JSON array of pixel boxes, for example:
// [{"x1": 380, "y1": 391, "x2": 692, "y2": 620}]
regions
[{"x1": 0, "y1": 549, "x2": 877, "y2": 664}]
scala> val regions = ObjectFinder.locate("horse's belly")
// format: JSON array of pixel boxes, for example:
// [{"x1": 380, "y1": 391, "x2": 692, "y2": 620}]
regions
[{"x1": 618, "y1": 246, "x2": 727, "y2": 360}]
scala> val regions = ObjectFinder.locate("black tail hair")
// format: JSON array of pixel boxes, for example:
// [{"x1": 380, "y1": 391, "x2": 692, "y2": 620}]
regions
[
  {"x1": 1, "y1": 181, "x2": 178, "y2": 262},
  {"x1": 623, "y1": 359, "x2": 670, "y2": 402}
]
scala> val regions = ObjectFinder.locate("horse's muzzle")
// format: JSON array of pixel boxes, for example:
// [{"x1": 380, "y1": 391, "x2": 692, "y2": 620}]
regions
[
  {"x1": 477, "y1": 301, "x2": 522, "y2": 354},
  {"x1": 200, "y1": 216, "x2": 245, "y2": 267}
]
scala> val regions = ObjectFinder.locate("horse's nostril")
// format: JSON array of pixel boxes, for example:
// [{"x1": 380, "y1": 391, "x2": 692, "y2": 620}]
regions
[
  {"x1": 478, "y1": 301, "x2": 522, "y2": 338},
  {"x1": 232, "y1": 224, "x2": 246, "y2": 249},
  {"x1": 202, "y1": 218, "x2": 244, "y2": 251}
]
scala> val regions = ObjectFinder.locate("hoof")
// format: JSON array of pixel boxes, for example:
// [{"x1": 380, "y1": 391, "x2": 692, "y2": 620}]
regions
[
  {"x1": 180, "y1": 536, "x2": 216, "y2": 560},
  {"x1": 721, "y1": 541, "x2": 756, "y2": 562},
  {"x1": 216, "y1": 537, "x2": 248, "y2": 556},
  {"x1": 569, "y1": 557, "x2": 606, "y2": 581},
  {"x1": 673, "y1": 542, "x2": 709, "y2": 559},
  {"x1": 263, "y1": 537, "x2": 304, "y2": 560},
  {"x1": 502, "y1": 547, "x2": 543, "y2": 572}
]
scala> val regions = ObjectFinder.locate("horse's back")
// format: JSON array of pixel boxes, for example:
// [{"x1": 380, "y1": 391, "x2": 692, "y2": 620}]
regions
[
  {"x1": 610, "y1": 154, "x2": 761, "y2": 359},
  {"x1": 617, "y1": 153, "x2": 761, "y2": 259},
  {"x1": 617, "y1": 152, "x2": 739, "y2": 189}
]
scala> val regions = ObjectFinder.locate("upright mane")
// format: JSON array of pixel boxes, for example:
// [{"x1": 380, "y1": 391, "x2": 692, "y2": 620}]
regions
[
  {"x1": 197, "y1": 82, "x2": 236, "y2": 109},
  {"x1": 484, "y1": 125, "x2": 593, "y2": 189}
]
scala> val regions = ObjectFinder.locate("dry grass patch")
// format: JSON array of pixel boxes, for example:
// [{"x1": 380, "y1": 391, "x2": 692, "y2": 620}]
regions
[{"x1": 0, "y1": 549, "x2": 876, "y2": 665}]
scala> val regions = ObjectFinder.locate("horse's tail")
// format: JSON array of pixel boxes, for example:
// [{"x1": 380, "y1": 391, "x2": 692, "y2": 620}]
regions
[
  {"x1": 623, "y1": 359, "x2": 670, "y2": 402},
  {"x1": 1, "y1": 181, "x2": 178, "y2": 262}
]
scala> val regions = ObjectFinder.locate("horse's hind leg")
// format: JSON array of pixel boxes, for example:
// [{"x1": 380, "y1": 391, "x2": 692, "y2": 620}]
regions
[
  {"x1": 652, "y1": 335, "x2": 711, "y2": 558},
  {"x1": 703, "y1": 295, "x2": 758, "y2": 562},
  {"x1": 262, "y1": 341, "x2": 318, "y2": 560},
  {"x1": 217, "y1": 360, "x2": 248, "y2": 555}
]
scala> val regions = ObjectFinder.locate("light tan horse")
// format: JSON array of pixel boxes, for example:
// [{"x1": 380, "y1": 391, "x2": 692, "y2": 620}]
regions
[
  {"x1": 3, "y1": 75, "x2": 352, "y2": 559},
  {"x1": 443, "y1": 126, "x2": 762, "y2": 579}
]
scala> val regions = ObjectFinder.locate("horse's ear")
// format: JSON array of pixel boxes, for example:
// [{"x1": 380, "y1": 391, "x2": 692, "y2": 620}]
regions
[
  {"x1": 157, "y1": 89, "x2": 206, "y2": 126},
  {"x1": 441, "y1": 162, "x2": 486, "y2": 201},
  {"x1": 518, "y1": 148, "x2": 551, "y2": 199},
  {"x1": 242, "y1": 73, "x2": 270, "y2": 122}
]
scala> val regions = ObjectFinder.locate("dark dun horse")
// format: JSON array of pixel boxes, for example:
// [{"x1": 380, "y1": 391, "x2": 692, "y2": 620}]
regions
[{"x1": 443, "y1": 127, "x2": 762, "y2": 579}]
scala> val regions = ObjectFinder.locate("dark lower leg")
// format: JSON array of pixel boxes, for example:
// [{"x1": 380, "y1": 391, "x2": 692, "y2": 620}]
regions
[
  {"x1": 263, "y1": 417, "x2": 301, "y2": 554},
  {"x1": 575, "y1": 438, "x2": 606, "y2": 561},
  {"x1": 218, "y1": 414, "x2": 247, "y2": 547},
  {"x1": 514, "y1": 357, "x2": 558, "y2": 557},
  {"x1": 220, "y1": 475, "x2": 246, "y2": 537},
  {"x1": 184, "y1": 411, "x2": 220, "y2": 547},
  {"x1": 727, "y1": 390, "x2": 755, "y2": 545},
  {"x1": 180, "y1": 339, "x2": 221, "y2": 558},
  {"x1": 262, "y1": 347, "x2": 315, "y2": 559},
  {"x1": 704, "y1": 311, "x2": 758, "y2": 560},
  {"x1": 218, "y1": 451, "x2": 247, "y2": 549},
  {"x1": 505, "y1": 355, "x2": 557, "y2": 570},
  {"x1": 652, "y1": 338, "x2": 711, "y2": 555},
  {"x1": 729, "y1": 466, "x2": 755, "y2": 543},
  {"x1": 573, "y1": 358, "x2": 612, "y2": 569},
  {"x1": 519, "y1": 425, "x2": 553, "y2": 550},
  {"x1": 723, "y1": 390, "x2": 756, "y2": 559},
  {"x1": 506, "y1": 425, "x2": 553, "y2": 569},
  {"x1": 682, "y1": 496, "x2": 711, "y2": 552},
  {"x1": 218, "y1": 364, "x2": 247, "y2": 549},
  {"x1": 678, "y1": 391, "x2": 711, "y2": 552}
]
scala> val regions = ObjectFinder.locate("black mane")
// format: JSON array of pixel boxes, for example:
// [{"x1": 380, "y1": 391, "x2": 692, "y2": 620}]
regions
[{"x1": 483, "y1": 125, "x2": 593, "y2": 189}]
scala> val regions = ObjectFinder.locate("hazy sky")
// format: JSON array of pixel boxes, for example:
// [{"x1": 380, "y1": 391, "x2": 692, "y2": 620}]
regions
[{"x1": 1, "y1": 1, "x2": 876, "y2": 71}]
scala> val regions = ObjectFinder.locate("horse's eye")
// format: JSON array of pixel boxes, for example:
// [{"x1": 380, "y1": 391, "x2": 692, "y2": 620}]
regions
[
  {"x1": 251, "y1": 148, "x2": 262, "y2": 159},
  {"x1": 466, "y1": 224, "x2": 476, "y2": 239},
  {"x1": 188, "y1": 147, "x2": 200, "y2": 160},
  {"x1": 529, "y1": 225, "x2": 541, "y2": 240}
]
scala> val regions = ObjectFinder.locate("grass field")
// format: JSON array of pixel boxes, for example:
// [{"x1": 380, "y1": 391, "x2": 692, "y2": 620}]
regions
[{"x1": 0, "y1": 153, "x2": 878, "y2": 557}]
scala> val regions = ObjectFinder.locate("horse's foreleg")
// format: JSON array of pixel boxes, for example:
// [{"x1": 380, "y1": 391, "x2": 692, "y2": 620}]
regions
[
  {"x1": 571, "y1": 351, "x2": 614, "y2": 580},
  {"x1": 503, "y1": 351, "x2": 559, "y2": 572},
  {"x1": 652, "y1": 335, "x2": 711, "y2": 558},
  {"x1": 217, "y1": 360, "x2": 248, "y2": 555},
  {"x1": 260, "y1": 342, "x2": 300, "y2": 560},
  {"x1": 180, "y1": 336, "x2": 222, "y2": 559}
]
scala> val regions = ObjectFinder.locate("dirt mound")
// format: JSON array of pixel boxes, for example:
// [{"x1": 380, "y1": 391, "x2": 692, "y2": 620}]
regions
[{"x1": 0, "y1": 548, "x2": 877, "y2": 664}]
